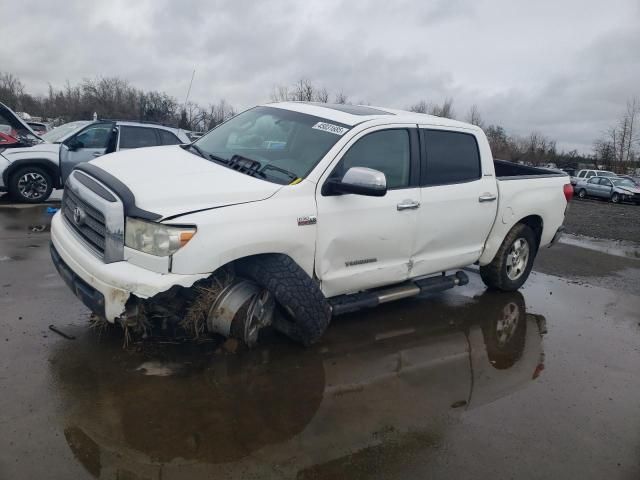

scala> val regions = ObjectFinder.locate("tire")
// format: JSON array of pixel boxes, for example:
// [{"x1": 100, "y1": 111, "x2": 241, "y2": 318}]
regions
[
  {"x1": 610, "y1": 192, "x2": 620, "y2": 204},
  {"x1": 480, "y1": 223, "x2": 537, "y2": 291},
  {"x1": 237, "y1": 254, "x2": 331, "y2": 346},
  {"x1": 577, "y1": 189, "x2": 587, "y2": 199},
  {"x1": 479, "y1": 291, "x2": 527, "y2": 370},
  {"x1": 8, "y1": 166, "x2": 53, "y2": 203}
]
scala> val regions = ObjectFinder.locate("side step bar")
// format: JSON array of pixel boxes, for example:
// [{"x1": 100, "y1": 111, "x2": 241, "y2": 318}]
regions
[{"x1": 329, "y1": 271, "x2": 469, "y2": 316}]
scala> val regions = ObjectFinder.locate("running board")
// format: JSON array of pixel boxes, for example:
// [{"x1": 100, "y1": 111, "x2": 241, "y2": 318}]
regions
[{"x1": 329, "y1": 271, "x2": 469, "y2": 316}]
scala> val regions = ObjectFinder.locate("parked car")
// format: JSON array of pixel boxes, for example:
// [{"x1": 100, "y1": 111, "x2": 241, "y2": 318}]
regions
[
  {"x1": 26, "y1": 121, "x2": 50, "y2": 135},
  {"x1": 0, "y1": 108, "x2": 191, "y2": 203},
  {"x1": 619, "y1": 175, "x2": 640, "y2": 187},
  {"x1": 570, "y1": 168, "x2": 617, "y2": 186},
  {"x1": 575, "y1": 176, "x2": 640, "y2": 204},
  {"x1": 50, "y1": 102, "x2": 572, "y2": 347},
  {"x1": 0, "y1": 102, "x2": 42, "y2": 149}
]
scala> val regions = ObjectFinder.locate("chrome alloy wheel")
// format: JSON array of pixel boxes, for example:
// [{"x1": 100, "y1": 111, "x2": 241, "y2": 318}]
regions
[
  {"x1": 17, "y1": 172, "x2": 49, "y2": 200},
  {"x1": 506, "y1": 237, "x2": 530, "y2": 281}
]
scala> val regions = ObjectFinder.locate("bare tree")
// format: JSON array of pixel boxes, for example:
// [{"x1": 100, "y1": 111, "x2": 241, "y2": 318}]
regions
[
  {"x1": 270, "y1": 85, "x2": 290, "y2": 102},
  {"x1": 0, "y1": 72, "x2": 25, "y2": 109},
  {"x1": 465, "y1": 104, "x2": 484, "y2": 127},
  {"x1": 314, "y1": 87, "x2": 329, "y2": 103},
  {"x1": 334, "y1": 91, "x2": 349, "y2": 104}
]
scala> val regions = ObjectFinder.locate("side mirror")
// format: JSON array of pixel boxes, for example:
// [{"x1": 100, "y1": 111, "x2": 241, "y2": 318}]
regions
[
  {"x1": 324, "y1": 166, "x2": 387, "y2": 197},
  {"x1": 66, "y1": 139, "x2": 83, "y2": 151}
]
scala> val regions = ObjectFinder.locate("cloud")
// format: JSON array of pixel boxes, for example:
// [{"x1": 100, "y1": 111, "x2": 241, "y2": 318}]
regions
[{"x1": 1, "y1": 0, "x2": 638, "y2": 153}]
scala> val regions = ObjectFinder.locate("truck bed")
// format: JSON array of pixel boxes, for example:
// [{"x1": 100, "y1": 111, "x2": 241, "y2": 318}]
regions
[{"x1": 494, "y1": 159, "x2": 568, "y2": 180}]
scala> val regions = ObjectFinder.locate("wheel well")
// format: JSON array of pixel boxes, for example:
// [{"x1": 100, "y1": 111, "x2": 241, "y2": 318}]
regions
[
  {"x1": 5, "y1": 160, "x2": 61, "y2": 189},
  {"x1": 518, "y1": 215, "x2": 543, "y2": 249}
]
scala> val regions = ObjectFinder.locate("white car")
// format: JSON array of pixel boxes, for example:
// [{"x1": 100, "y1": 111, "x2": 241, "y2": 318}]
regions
[
  {"x1": 50, "y1": 102, "x2": 572, "y2": 346},
  {"x1": 0, "y1": 105, "x2": 190, "y2": 203},
  {"x1": 570, "y1": 168, "x2": 617, "y2": 186}
]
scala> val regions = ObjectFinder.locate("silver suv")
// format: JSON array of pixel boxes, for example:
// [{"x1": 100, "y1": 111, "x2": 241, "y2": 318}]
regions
[{"x1": 0, "y1": 111, "x2": 190, "y2": 203}]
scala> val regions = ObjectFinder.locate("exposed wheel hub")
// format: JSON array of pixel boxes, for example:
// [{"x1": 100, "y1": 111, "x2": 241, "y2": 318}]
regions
[{"x1": 206, "y1": 280, "x2": 275, "y2": 347}]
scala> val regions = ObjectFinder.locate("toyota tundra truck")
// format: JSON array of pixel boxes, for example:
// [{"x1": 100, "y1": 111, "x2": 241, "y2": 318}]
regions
[{"x1": 50, "y1": 102, "x2": 572, "y2": 346}]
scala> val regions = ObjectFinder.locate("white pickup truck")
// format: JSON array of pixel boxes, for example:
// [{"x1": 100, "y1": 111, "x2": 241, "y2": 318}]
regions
[{"x1": 50, "y1": 102, "x2": 572, "y2": 346}]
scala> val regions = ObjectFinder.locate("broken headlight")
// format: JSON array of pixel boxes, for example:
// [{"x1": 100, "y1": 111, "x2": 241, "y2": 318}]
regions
[{"x1": 125, "y1": 217, "x2": 196, "y2": 257}]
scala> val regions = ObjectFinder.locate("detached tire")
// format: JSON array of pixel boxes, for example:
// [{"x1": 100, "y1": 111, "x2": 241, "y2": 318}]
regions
[
  {"x1": 480, "y1": 223, "x2": 537, "y2": 291},
  {"x1": 237, "y1": 254, "x2": 331, "y2": 346},
  {"x1": 9, "y1": 166, "x2": 53, "y2": 203}
]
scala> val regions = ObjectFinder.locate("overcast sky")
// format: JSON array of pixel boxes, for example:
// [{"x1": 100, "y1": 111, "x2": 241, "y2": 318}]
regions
[{"x1": 2, "y1": 0, "x2": 639, "y2": 153}]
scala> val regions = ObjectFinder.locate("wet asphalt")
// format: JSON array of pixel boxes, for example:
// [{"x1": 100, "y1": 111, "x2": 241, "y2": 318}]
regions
[{"x1": 1, "y1": 200, "x2": 639, "y2": 479}]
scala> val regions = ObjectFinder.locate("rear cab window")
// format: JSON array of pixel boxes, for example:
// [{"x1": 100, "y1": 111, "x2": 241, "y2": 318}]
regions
[{"x1": 420, "y1": 129, "x2": 481, "y2": 186}]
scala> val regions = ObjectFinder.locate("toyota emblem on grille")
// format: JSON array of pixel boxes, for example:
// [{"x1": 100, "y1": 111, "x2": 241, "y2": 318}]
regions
[{"x1": 73, "y1": 206, "x2": 85, "y2": 225}]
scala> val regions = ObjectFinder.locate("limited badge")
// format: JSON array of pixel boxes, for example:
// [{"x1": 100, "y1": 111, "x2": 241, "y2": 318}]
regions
[
  {"x1": 297, "y1": 215, "x2": 317, "y2": 226},
  {"x1": 312, "y1": 122, "x2": 348, "y2": 136}
]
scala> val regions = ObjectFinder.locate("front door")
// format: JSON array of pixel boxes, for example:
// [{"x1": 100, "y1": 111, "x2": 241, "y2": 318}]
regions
[
  {"x1": 60, "y1": 122, "x2": 115, "y2": 182},
  {"x1": 411, "y1": 127, "x2": 498, "y2": 276},
  {"x1": 315, "y1": 126, "x2": 421, "y2": 297}
]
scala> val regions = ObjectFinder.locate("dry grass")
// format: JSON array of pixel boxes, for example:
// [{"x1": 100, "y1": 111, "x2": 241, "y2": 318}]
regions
[{"x1": 180, "y1": 269, "x2": 234, "y2": 339}]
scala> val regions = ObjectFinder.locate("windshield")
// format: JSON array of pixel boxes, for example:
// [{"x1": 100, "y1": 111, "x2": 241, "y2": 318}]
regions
[
  {"x1": 41, "y1": 121, "x2": 92, "y2": 143},
  {"x1": 611, "y1": 178, "x2": 636, "y2": 188},
  {"x1": 193, "y1": 106, "x2": 350, "y2": 184}
]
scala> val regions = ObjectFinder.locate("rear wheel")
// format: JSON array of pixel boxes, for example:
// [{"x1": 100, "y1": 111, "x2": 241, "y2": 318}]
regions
[
  {"x1": 9, "y1": 166, "x2": 53, "y2": 203},
  {"x1": 480, "y1": 223, "x2": 537, "y2": 291},
  {"x1": 577, "y1": 189, "x2": 587, "y2": 199}
]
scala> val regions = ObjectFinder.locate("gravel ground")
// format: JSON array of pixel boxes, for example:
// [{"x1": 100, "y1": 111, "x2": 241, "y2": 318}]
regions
[{"x1": 564, "y1": 198, "x2": 640, "y2": 243}]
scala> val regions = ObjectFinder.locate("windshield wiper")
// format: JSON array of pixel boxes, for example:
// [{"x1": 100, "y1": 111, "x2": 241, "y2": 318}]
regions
[{"x1": 259, "y1": 164, "x2": 299, "y2": 183}]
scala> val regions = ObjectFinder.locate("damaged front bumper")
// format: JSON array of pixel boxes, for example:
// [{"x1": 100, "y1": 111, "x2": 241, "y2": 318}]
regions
[{"x1": 50, "y1": 212, "x2": 208, "y2": 321}]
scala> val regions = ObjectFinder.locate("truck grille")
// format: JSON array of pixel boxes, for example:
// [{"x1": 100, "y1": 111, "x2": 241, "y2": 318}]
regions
[
  {"x1": 62, "y1": 188, "x2": 107, "y2": 256},
  {"x1": 61, "y1": 171, "x2": 125, "y2": 263}
]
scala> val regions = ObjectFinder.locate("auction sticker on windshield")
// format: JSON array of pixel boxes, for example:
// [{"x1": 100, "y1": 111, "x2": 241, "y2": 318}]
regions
[{"x1": 312, "y1": 122, "x2": 348, "y2": 135}]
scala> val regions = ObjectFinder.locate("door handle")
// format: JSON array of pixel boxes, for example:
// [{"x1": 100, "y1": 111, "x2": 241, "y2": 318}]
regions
[
  {"x1": 92, "y1": 152, "x2": 103, "y2": 157},
  {"x1": 478, "y1": 193, "x2": 497, "y2": 203},
  {"x1": 397, "y1": 200, "x2": 420, "y2": 211}
]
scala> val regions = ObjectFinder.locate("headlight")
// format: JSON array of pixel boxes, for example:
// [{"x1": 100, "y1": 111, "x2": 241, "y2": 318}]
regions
[{"x1": 125, "y1": 217, "x2": 196, "y2": 257}]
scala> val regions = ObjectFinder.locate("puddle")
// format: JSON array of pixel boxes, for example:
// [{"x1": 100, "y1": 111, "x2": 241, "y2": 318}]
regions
[
  {"x1": 49, "y1": 290, "x2": 547, "y2": 477},
  {"x1": 559, "y1": 233, "x2": 640, "y2": 259}
]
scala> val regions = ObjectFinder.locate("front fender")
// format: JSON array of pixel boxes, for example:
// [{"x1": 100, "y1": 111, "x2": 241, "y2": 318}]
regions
[
  {"x1": 169, "y1": 180, "x2": 318, "y2": 277},
  {"x1": 2, "y1": 157, "x2": 61, "y2": 188}
]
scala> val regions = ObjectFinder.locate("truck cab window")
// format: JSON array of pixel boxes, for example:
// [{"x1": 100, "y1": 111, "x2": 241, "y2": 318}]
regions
[
  {"x1": 422, "y1": 130, "x2": 480, "y2": 186},
  {"x1": 333, "y1": 129, "x2": 410, "y2": 189}
]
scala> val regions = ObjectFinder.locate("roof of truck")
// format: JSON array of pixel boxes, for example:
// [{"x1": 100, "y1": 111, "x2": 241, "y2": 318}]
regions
[{"x1": 266, "y1": 101, "x2": 478, "y2": 130}]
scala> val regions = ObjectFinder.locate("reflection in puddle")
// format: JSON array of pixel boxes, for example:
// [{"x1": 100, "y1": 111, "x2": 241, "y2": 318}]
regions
[{"x1": 50, "y1": 290, "x2": 546, "y2": 479}]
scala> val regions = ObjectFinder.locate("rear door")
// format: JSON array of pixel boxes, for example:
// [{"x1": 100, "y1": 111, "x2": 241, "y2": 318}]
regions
[
  {"x1": 411, "y1": 127, "x2": 498, "y2": 276},
  {"x1": 59, "y1": 121, "x2": 115, "y2": 182}
]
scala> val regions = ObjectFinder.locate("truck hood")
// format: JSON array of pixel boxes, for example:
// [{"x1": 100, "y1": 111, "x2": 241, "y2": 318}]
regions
[
  {"x1": 88, "y1": 145, "x2": 283, "y2": 219},
  {"x1": 2, "y1": 142, "x2": 60, "y2": 160}
]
